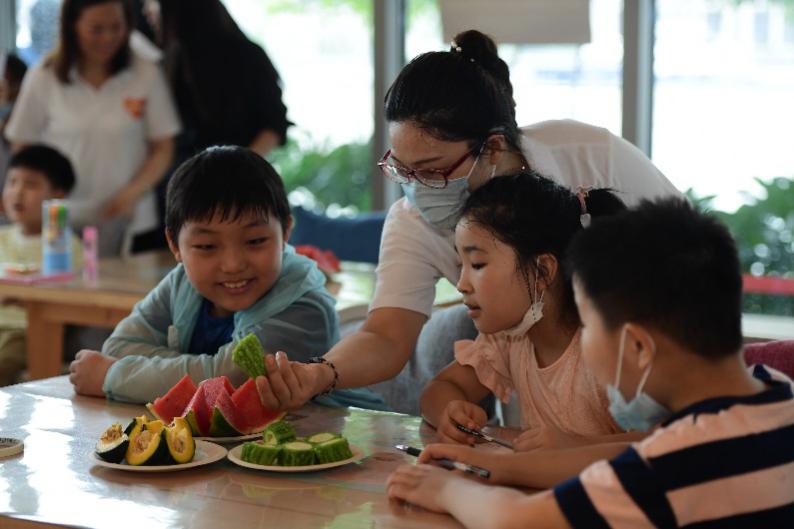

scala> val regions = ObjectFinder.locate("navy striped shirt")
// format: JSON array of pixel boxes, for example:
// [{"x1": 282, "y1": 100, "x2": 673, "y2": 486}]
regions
[{"x1": 554, "y1": 365, "x2": 794, "y2": 528}]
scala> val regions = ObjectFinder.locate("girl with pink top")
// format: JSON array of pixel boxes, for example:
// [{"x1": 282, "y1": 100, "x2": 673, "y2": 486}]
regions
[{"x1": 421, "y1": 171, "x2": 640, "y2": 466}]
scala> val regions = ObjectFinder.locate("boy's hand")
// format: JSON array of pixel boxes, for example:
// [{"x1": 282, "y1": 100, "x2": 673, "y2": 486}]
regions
[
  {"x1": 514, "y1": 424, "x2": 583, "y2": 452},
  {"x1": 255, "y1": 351, "x2": 331, "y2": 410},
  {"x1": 437, "y1": 400, "x2": 487, "y2": 445},
  {"x1": 417, "y1": 442, "x2": 507, "y2": 484},
  {"x1": 68, "y1": 350, "x2": 117, "y2": 397},
  {"x1": 387, "y1": 463, "x2": 461, "y2": 513}
]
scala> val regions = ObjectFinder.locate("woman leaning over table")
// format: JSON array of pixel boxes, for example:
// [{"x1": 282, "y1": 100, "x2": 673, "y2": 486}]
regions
[
  {"x1": 255, "y1": 29, "x2": 682, "y2": 411},
  {"x1": 6, "y1": 0, "x2": 180, "y2": 256}
]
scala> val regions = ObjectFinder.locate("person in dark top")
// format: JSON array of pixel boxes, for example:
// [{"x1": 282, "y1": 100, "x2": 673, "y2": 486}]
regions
[{"x1": 158, "y1": 0, "x2": 291, "y2": 158}]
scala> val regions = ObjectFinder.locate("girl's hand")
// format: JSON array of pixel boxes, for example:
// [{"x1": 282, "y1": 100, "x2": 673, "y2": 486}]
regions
[
  {"x1": 387, "y1": 463, "x2": 462, "y2": 513},
  {"x1": 513, "y1": 424, "x2": 583, "y2": 452},
  {"x1": 255, "y1": 351, "x2": 332, "y2": 410},
  {"x1": 437, "y1": 400, "x2": 487, "y2": 445},
  {"x1": 68, "y1": 350, "x2": 117, "y2": 397}
]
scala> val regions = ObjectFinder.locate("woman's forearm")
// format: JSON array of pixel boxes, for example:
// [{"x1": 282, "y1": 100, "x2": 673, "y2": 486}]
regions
[
  {"x1": 322, "y1": 307, "x2": 427, "y2": 391},
  {"x1": 126, "y1": 137, "x2": 174, "y2": 197}
]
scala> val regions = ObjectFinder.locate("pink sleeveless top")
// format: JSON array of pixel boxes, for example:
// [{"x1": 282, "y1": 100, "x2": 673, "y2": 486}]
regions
[{"x1": 455, "y1": 328, "x2": 621, "y2": 435}]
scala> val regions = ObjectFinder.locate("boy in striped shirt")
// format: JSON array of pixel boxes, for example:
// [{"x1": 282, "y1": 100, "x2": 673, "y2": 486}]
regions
[{"x1": 387, "y1": 198, "x2": 794, "y2": 528}]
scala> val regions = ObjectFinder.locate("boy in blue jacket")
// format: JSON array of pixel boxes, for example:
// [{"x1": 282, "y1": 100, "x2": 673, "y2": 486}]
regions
[{"x1": 69, "y1": 145, "x2": 386, "y2": 410}]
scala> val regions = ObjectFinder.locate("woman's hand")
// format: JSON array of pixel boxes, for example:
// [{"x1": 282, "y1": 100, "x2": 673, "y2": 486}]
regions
[
  {"x1": 387, "y1": 463, "x2": 462, "y2": 513},
  {"x1": 255, "y1": 351, "x2": 333, "y2": 410},
  {"x1": 100, "y1": 186, "x2": 140, "y2": 220},
  {"x1": 436, "y1": 400, "x2": 487, "y2": 445},
  {"x1": 68, "y1": 350, "x2": 117, "y2": 397}
]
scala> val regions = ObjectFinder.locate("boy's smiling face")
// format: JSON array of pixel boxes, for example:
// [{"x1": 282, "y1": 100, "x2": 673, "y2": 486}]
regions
[{"x1": 168, "y1": 209, "x2": 292, "y2": 318}]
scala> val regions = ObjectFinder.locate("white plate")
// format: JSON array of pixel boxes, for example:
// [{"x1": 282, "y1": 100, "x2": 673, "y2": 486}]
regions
[
  {"x1": 91, "y1": 440, "x2": 227, "y2": 472},
  {"x1": 194, "y1": 432, "x2": 262, "y2": 443},
  {"x1": 227, "y1": 443, "x2": 365, "y2": 472}
]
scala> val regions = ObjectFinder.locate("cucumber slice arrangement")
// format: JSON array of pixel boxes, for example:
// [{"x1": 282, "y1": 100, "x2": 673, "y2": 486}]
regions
[
  {"x1": 239, "y1": 420, "x2": 354, "y2": 467},
  {"x1": 241, "y1": 441, "x2": 282, "y2": 465},
  {"x1": 263, "y1": 420, "x2": 296, "y2": 445}
]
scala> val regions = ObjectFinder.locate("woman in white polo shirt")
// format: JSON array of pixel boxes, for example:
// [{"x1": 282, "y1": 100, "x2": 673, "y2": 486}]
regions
[
  {"x1": 7, "y1": 0, "x2": 180, "y2": 256},
  {"x1": 255, "y1": 30, "x2": 682, "y2": 412}
]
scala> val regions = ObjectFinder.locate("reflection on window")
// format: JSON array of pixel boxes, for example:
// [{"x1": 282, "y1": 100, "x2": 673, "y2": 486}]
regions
[
  {"x1": 223, "y1": 0, "x2": 373, "y2": 213},
  {"x1": 406, "y1": 0, "x2": 623, "y2": 133},
  {"x1": 655, "y1": 0, "x2": 794, "y2": 317}
]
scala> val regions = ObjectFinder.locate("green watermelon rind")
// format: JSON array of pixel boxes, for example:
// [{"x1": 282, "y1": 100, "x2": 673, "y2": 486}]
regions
[{"x1": 208, "y1": 407, "x2": 244, "y2": 437}]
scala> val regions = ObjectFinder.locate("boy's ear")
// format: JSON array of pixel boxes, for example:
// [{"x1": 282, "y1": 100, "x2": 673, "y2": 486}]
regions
[
  {"x1": 282, "y1": 215, "x2": 293, "y2": 248},
  {"x1": 623, "y1": 322, "x2": 657, "y2": 371},
  {"x1": 51, "y1": 189, "x2": 66, "y2": 199},
  {"x1": 165, "y1": 229, "x2": 181, "y2": 262}
]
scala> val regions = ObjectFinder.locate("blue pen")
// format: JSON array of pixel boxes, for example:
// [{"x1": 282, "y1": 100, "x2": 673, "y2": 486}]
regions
[{"x1": 395, "y1": 444, "x2": 490, "y2": 479}]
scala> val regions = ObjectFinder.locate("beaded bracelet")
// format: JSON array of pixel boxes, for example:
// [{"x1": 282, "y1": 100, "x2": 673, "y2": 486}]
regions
[{"x1": 308, "y1": 356, "x2": 339, "y2": 396}]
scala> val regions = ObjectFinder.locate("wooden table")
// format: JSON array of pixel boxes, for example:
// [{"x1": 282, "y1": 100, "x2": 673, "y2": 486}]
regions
[
  {"x1": 0, "y1": 376, "x2": 465, "y2": 529},
  {"x1": 0, "y1": 252, "x2": 177, "y2": 380}
]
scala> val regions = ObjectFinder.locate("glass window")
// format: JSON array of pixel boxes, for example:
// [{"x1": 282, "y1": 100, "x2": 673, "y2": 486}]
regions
[
  {"x1": 223, "y1": 0, "x2": 373, "y2": 213},
  {"x1": 654, "y1": 0, "x2": 794, "y2": 316},
  {"x1": 15, "y1": 0, "x2": 61, "y2": 67},
  {"x1": 406, "y1": 0, "x2": 624, "y2": 133}
]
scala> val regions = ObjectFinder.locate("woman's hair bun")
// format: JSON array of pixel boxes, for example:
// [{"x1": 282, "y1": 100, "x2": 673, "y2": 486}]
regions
[{"x1": 450, "y1": 29, "x2": 512, "y2": 96}]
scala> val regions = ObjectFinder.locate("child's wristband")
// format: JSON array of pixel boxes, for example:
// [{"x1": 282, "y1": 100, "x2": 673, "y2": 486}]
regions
[{"x1": 308, "y1": 356, "x2": 338, "y2": 397}]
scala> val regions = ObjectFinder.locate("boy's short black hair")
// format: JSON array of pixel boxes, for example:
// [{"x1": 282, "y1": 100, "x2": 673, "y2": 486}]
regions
[
  {"x1": 8, "y1": 144, "x2": 76, "y2": 193},
  {"x1": 567, "y1": 198, "x2": 743, "y2": 359},
  {"x1": 165, "y1": 145, "x2": 290, "y2": 238}
]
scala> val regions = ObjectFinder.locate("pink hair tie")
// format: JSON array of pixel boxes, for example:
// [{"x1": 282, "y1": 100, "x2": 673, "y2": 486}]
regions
[{"x1": 577, "y1": 186, "x2": 593, "y2": 228}]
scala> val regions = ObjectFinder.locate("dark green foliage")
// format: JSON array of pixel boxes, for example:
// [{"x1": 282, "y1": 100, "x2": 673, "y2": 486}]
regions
[{"x1": 686, "y1": 178, "x2": 794, "y2": 316}]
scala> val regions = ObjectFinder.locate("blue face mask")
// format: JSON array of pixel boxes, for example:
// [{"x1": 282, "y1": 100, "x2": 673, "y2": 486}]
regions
[
  {"x1": 607, "y1": 327, "x2": 670, "y2": 432},
  {"x1": 401, "y1": 154, "x2": 493, "y2": 231}
]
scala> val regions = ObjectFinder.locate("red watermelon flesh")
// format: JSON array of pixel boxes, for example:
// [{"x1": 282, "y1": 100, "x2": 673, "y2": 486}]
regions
[
  {"x1": 147, "y1": 374, "x2": 197, "y2": 423},
  {"x1": 181, "y1": 376, "x2": 237, "y2": 436},
  {"x1": 183, "y1": 384, "x2": 211, "y2": 436},
  {"x1": 201, "y1": 376, "x2": 235, "y2": 407},
  {"x1": 231, "y1": 378, "x2": 285, "y2": 434}
]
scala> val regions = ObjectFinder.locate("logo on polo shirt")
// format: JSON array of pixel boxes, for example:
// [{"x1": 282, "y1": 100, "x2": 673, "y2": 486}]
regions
[{"x1": 123, "y1": 97, "x2": 147, "y2": 119}]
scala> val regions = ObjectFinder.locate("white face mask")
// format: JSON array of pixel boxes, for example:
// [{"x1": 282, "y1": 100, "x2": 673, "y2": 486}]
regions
[
  {"x1": 606, "y1": 327, "x2": 671, "y2": 432},
  {"x1": 498, "y1": 262, "x2": 544, "y2": 338}
]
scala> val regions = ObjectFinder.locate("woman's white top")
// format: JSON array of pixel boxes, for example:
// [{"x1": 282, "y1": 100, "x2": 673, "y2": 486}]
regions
[
  {"x1": 372, "y1": 119, "x2": 682, "y2": 318},
  {"x1": 6, "y1": 53, "x2": 181, "y2": 234}
]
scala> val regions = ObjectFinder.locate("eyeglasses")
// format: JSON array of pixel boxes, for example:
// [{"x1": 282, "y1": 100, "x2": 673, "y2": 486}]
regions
[{"x1": 377, "y1": 149, "x2": 474, "y2": 189}]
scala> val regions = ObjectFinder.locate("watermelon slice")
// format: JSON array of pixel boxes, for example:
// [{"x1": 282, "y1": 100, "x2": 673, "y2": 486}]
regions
[
  {"x1": 183, "y1": 384, "x2": 211, "y2": 436},
  {"x1": 146, "y1": 374, "x2": 197, "y2": 423},
  {"x1": 209, "y1": 391, "x2": 243, "y2": 437},
  {"x1": 181, "y1": 376, "x2": 234, "y2": 435},
  {"x1": 231, "y1": 378, "x2": 285, "y2": 435}
]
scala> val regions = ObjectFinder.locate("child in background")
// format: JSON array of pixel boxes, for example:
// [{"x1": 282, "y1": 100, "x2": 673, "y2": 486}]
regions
[
  {"x1": 388, "y1": 198, "x2": 794, "y2": 529},
  {"x1": 0, "y1": 53, "x2": 28, "y2": 198},
  {"x1": 68, "y1": 145, "x2": 387, "y2": 411},
  {"x1": 0, "y1": 144, "x2": 80, "y2": 386}
]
